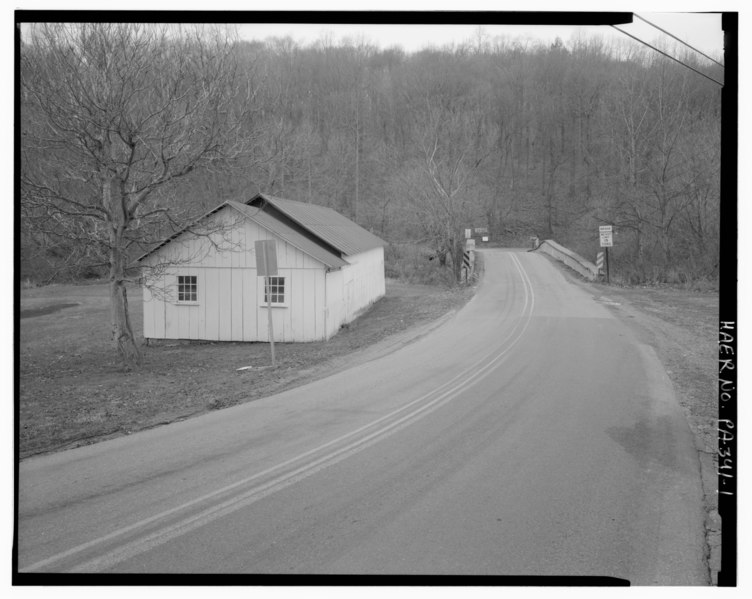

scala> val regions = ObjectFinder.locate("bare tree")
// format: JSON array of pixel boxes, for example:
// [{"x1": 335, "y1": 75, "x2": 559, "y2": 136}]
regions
[
  {"x1": 21, "y1": 23, "x2": 258, "y2": 365},
  {"x1": 398, "y1": 94, "x2": 487, "y2": 282}
]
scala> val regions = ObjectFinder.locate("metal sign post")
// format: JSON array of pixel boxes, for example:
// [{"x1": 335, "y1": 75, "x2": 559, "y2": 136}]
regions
[
  {"x1": 599, "y1": 226, "x2": 613, "y2": 284},
  {"x1": 605, "y1": 247, "x2": 610, "y2": 284},
  {"x1": 255, "y1": 240, "x2": 278, "y2": 366}
]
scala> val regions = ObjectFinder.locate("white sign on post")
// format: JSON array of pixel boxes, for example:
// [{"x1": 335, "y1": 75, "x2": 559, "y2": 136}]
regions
[
  {"x1": 255, "y1": 240, "x2": 278, "y2": 276},
  {"x1": 254, "y1": 239, "x2": 277, "y2": 366},
  {"x1": 599, "y1": 225, "x2": 613, "y2": 247}
]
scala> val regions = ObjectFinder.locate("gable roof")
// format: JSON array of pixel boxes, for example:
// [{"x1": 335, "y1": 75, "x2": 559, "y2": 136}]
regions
[
  {"x1": 135, "y1": 193, "x2": 385, "y2": 268},
  {"x1": 246, "y1": 193, "x2": 386, "y2": 256},
  {"x1": 135, "y1": 201, "x2": 347, "y2": 269},
  {"x1": 227, "y1": 201, "x2": 347, "y2": 269}
]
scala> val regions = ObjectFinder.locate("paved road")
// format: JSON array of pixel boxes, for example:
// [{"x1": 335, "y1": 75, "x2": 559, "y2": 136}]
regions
[{"x1": 17, "y1": 249, "x2": 708, "y2": 583}]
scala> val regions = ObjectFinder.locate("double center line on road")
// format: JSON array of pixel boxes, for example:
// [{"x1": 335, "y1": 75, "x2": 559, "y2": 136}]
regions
[{"x1": 23, "y1": 253, "x2": 536, "y2": 574}]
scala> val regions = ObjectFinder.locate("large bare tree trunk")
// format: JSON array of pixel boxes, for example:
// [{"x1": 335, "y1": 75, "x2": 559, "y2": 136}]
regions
[
  {"x1": 110, "y1": 271, "x2": 141, "y2": 366},
  {"x1": 105, "y1": 175, "x2": 141, "y2": 365}
]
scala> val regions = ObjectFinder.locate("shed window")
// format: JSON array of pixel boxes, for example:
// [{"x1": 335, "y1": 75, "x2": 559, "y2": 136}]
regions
[
  {"x1": 177, "y1": 275, "x2": 198, "y2": 303},
  {"x1": 263, "y1": 276, "x2": 286, "y2": 305}
]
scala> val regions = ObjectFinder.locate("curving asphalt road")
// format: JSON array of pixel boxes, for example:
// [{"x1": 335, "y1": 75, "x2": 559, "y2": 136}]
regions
[{"x1": 17, "y1": 249, "x2": 708, "y2": 584}]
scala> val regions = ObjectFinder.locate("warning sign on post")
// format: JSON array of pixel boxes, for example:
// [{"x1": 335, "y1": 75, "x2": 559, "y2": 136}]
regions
[{"x1": 599, "y1": 225, "x2": 613, "y2": 247}]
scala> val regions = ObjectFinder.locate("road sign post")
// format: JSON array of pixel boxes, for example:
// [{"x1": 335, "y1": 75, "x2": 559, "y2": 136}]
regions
[
  {"x1": 255, "y1": 240, "x2": 278, "y2": 366},
  {"x1": 605, "y1": 247, "x2": 610, "y2": 284},
  {"x1": 599, "y1": 226, "x2": 613, "y2": 284}
]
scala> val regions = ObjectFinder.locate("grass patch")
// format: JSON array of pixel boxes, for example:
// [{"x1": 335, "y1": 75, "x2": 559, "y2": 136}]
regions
[{"x1": 19, "y1": 278, "x2": 475, "y2": 458}]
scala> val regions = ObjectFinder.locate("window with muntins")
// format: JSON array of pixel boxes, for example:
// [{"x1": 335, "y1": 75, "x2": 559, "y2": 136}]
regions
[
  {"x1": 264, "y1": 276, "x2": 285, "y2": 305},
  {"x1": 177, "y1": 275, "x2": 197, "y2": 303}
]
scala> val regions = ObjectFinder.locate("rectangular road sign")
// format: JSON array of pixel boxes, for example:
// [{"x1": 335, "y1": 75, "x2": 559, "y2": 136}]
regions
[
  {"x1": 599, "y1": 225, "x2": 613, "y2": 247},
  {"x1": 255, "y1": 240, "x2": 278, "y2": 276}
]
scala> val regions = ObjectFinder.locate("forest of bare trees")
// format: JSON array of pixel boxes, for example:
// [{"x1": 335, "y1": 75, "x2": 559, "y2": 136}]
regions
[{"x1": 21, "y1": 24, "x2": 722, "y2": 290}]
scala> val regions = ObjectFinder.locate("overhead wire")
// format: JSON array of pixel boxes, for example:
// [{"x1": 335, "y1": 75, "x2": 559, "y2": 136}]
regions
[
  {"x1": 634, "y1": 13, "x2": 724, "y2": 68},
  {"x1": 610, "y1": 25, "x2": 723, "y2": 87}
]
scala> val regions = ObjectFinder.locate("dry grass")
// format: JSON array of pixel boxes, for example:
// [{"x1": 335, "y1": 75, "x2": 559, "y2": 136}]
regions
[{"x1": 19, "y1": 278, "x2": 475, "y2": 458}]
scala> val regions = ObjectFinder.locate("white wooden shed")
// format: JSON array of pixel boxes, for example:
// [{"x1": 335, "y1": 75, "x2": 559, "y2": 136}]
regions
[{"x1": 137, "y1": 193, "x2": 386, "y2": 342}]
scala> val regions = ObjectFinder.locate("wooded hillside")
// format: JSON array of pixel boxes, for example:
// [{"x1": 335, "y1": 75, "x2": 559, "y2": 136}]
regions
[{"x1": 21, "y1": 28, "x2": 721, "y2": 287}]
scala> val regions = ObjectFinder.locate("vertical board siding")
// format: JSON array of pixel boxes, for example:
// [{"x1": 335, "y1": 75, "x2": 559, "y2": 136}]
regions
[
  {"x1": 142, "y1": 284, "x2": 155, "y2": 338},
  {"x1": 197, "y1": 270, "x2": 207, "y2": 339},
  {"x1": 325, "y1": 269, "x2": 344, "y2": 339},
  {"x1": 289, "y1": 269, "x2": 303, "y2": 340},
  {"x1": 154, "y1": 275, "x2": 167, "y2": 337},
  {"x1": 314, "y1": 269, "x2": 325, "y2": 339},
  {"x1": 242, "y1": 269, "x2": 257, "y2": 341},
  {"x1": 204, "y1": 268, "x2": 220, "y2": 340},
  {"x1": 323, "y1": 247, "x2": 386, "y2": 336},
  {"x1": 140, "y1": 205, "x2": 384, "y2": 343},
  {"x1": 231, "y1": 269, "x2": 244, "y2": 341},
  {"x1": 164, "y1": 273, "x2": 178, "y2": 338},
  {"x1": 218, "y1": 269, "x2": 233, "y2": 340}
]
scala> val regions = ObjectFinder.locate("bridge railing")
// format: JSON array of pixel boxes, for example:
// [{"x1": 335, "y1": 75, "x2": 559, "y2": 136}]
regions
[{"x1": 534, "y1": 239, "x2": 599, "y2": 281}]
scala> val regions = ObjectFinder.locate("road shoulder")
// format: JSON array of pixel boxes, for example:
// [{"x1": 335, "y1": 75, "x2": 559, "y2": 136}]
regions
[{"x1": 539, "y1": 253, "x2": 720, "y2": 583}]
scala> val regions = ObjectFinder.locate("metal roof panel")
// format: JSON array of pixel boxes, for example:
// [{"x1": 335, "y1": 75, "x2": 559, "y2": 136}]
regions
[
  {"x1": 227, "y1": 201, "x2": 348, "y2": 269},
  {"x1": 248, "y1": 194, "x2": 386, "y2": 256}
]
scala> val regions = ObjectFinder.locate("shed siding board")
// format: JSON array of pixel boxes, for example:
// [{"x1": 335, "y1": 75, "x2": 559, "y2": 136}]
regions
[
  {"x1": 308, "y1": 269, "x2": 319, "y2": 340},
  {"x1": 164, "y1": 274, "x2": 178, "y2": 338},
  {"x1": 204, "y1": 268, "x2": 220, "y2": 340},
  {"x1": 218, "y1": 269, "x2": 232, "y2": 340},
  {"x1": 140, "y1": 203, "x2": 384, "y2": 343},
  {"x1": 231, "y1": 269, "x2": 243, "y2": 341},
  {"x1": 343, "y1": 247, "x2": 386, "y2": 321},
  {"x1": 325, "y1": 269, "x2": 344, "y2": 339},
  {"x1": 242, "y1": 269, "x2": 257, "y2": 341},
  {"x1": 197, "y1": 272, "x2": 207, "y2": 339},
  {"x1": 190, "y1": 273, "x2": 201, "y2": 339},
  {"x1": 142, "y1": 284, "x2": 152, "y2": 338},
  {"x1": 177, "y1": 290, "x2": 189, "y2": 337},
  {"x1": 321, "y1": 247, "x2": 385, "y2": 335},
  {"x1": 291, "y1": 270, "x2": 311, "y2": 341},
  {"x1": 142, "y1": 284, "x2": 156, "y2": 338},
  {"x1": 315, "y1": 269, "x2": 326, "y2": 339},
  {"x1": 154, "y1": 276, "x2": 167, "y2": 337}
]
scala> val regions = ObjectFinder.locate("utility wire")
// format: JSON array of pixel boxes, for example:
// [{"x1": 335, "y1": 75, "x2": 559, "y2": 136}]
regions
[
  {"x1": 611, "y1": 25, "x2": 723, "y2": 87},
  {"x1": 634, "y1": 13, "x2": 724, "y2": 68}
]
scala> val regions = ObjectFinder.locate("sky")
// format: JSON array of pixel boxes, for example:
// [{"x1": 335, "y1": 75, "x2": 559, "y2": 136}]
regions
[
  {"x1": 13, "y1": 2, "x2": 728, "y2": 61},
  {"x1": 235, "y1": 13, "x2": 724, "y2": 61}
]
